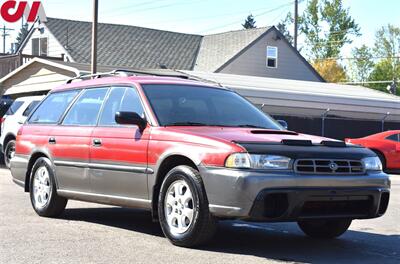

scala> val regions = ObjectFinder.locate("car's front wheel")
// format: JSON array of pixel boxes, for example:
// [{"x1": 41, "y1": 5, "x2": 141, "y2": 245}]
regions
[
  {"x1": 4, "y1": 140, "x2": 16, "y2": 169},
  {"x1": 158, "y1": 165, "x2": 216, "y2": 247},
  {"x1": 29, "y1": 157, "x2": 67, "y2": 217},
  {"x1": 298, "y1": 219, "x2": 352, "y2": 239}
]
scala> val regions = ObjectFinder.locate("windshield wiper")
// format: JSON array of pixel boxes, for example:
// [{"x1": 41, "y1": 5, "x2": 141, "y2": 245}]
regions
[
  {"x1": 165, "y1": 122, "x2": 209, "y2": 126},
  {"x1": 237, "y1": 124, "x2": 268, "y2": 128}
]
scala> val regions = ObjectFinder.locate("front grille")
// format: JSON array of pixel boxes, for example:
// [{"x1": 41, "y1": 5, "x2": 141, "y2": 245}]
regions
[{"x1": 295, "y1": 159, "x2": 365, "y2": 175}]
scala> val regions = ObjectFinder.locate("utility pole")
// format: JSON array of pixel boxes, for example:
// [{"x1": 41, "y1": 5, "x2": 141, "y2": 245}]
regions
[
  {"x1": 294, "y1": 0, "x2": 298, "y2": 50},
  {"x1": 1, "y1": 25, "x2": 14, "y2": 54},
  {"x1": 91, "y1": 0, "x2": 98, "y2": 74}
]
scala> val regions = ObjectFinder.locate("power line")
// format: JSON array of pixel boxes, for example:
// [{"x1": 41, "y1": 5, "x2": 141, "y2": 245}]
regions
[
  {"x1": 103, "y1": 0, "x2": 167, "y2": 15},
  {"x1": 1, "y1": 25, "x2": 14, "y2": 54},
  {"x1": 102, "y1": 0, "x2": 207, "y2": 19},
  {"x1": 198, "y1": 1, "x2": 295, "y2": 34},
  {"x1": 315, "y1": 56, "x2": 400, "y2": 61}
]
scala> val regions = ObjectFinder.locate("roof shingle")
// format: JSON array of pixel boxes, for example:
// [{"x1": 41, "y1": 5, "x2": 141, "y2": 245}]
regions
[
  {"x1": 194, "y1": 27, "x2": 270, "y2": 72},
  {"x1": 46, "y1": 18, "x2": 203, "y2": 70}
]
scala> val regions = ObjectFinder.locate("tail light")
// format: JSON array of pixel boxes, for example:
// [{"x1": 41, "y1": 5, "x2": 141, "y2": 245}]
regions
[
  {"x1": 17, "y1": 126, "x2": 24, "y2": 136},
  {"x1": 0, "y1": 117, "x2": 5, "y2": 132}
]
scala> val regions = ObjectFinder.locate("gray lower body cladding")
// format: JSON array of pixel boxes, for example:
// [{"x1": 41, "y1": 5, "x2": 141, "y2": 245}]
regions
[{"x1": 200, "y1": 166, "x2": 391, "y2": 221}]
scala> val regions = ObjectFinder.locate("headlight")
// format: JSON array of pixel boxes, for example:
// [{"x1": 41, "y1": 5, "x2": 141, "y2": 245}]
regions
[
  {"x1": 362, "y1": 157, "x2": 382, "y2": 171},
  {"x1": 225, "y1": 153, "x2": 291, "y2": 170}
]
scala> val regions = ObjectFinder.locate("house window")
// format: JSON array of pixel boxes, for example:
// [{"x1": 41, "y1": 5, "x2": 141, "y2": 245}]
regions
[
  {"x1": 266, "y1": 46, "x2": 278, "y2": 68},
  {"x1": 40, "y1": 38, "x2": 48, "y2": 56},
  {"x1": 32, "y1": 38, "x2": 39, "y2": 56},
  {"x1": 32, "y1": 37, "x2": 48, "y2": 56}
]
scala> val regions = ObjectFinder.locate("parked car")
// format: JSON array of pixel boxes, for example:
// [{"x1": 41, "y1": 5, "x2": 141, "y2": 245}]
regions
[
  {"x1": 0, "y1": 96, "x2": 44, "y2": 168},
  {"x1": 346, "y1": 130, "x2": 400, "y2": 173},
  {"x1": 10, "y1": 73, "x2": 390, "y2": 247},
  {"x1": 0, "y1": 96, "x2": 14, "y2": 134}
]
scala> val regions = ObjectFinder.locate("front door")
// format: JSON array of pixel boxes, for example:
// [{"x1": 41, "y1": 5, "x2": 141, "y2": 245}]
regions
[{"x1": 89, "y1": 86, "x2": 150, "y2": 203}]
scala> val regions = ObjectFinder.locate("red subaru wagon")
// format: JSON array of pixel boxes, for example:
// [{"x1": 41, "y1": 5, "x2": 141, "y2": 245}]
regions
[{"x1": 11, "y1": 72, "x2": 390, "y2": 247}]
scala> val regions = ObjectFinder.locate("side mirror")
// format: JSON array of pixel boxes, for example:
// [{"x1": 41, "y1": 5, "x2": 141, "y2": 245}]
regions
[
  {"x1": 115, "y1": 112, "x2": 147, "y2": 131},
  {"x1": 277, "y1": 120, "x2": 288, "y2": 130}
]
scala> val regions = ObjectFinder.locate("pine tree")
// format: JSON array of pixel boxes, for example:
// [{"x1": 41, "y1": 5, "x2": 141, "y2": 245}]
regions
[
  {"x1": 242, "y1": 14, "x2": 256, "y2": 29},
  {"x1": 15, "y1": 23, "x2": 29, "y2": 51}
]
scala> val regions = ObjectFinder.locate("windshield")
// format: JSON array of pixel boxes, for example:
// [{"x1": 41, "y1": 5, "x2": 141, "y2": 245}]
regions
[{"x1": 142, "y1": 84, "x2": 282, "y2": 130}]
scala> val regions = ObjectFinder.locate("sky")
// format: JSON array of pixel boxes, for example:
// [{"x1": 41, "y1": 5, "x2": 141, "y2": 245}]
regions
[{"x1": 1, "y1": 0, "x2": 399, "y2": 58}]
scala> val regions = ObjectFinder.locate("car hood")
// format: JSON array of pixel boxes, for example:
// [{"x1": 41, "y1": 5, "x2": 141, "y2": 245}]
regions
[{"x1": 167, "y1": 127, "x2": 334, "y2": 144}]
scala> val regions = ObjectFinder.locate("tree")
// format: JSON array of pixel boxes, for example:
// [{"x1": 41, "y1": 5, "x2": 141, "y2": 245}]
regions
[
  {"x1": 15, "y1": 23, "x2": 29, "y2": 51},
  {"x1": 242, "y1": 14, "x2": 256, "y2": 29},
  {"x1": 350, "y1": 45, "x2": 374, "y2": 82},
  {"x1": 373, "y1": 24, "x2": 400, "y2": 82},
  {"x1": 312, "y1": 59, "x2": 347, "y2": 83},
  {"x1": 277, "y1": 12, "x2": 294, "y2": 45},
  {"x1": 299, "y1": 0, "x2": 360, "y2": 60},
  {"x1": 368, "y1": 60, "x2": 400, "y2": 94}
]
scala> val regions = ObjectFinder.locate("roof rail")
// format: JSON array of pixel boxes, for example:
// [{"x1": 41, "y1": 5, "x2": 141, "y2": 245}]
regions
[
  {"x1": 65, "y1": 70, "x2": 138, "y2": 84},
  {"x1": 65, "y1": 69, "x2": 190, "y2": 84}
]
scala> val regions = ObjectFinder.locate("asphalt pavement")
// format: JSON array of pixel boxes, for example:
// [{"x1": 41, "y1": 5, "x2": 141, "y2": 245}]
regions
[{"x1": 1, "y1": 168, "x2": 399, "y2": 264}]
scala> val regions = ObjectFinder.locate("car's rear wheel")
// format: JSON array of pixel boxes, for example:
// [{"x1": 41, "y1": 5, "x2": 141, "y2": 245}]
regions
[
  {"x1": 158, "y1": 165, "x2": 216, "y2": 247},
  {"x1": 298, "y1": 219, "x2": 352, "y2": 239},
  {"x1": 29, "y1": 157, "x2": 67, "y2": 217},
  {"x1": 4, "y1": 140, "x2": 16, "y2": 169}
]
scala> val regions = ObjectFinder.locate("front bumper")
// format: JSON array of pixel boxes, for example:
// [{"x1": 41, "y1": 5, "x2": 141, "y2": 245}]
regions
[{"x1": 199, "y1": 167, "x2": 391, "y2": 221}]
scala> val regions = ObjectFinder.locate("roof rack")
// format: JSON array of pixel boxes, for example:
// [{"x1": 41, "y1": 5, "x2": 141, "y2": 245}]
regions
[{"x1": 65, "y1": 69, "x2": 190, "y2": 84}]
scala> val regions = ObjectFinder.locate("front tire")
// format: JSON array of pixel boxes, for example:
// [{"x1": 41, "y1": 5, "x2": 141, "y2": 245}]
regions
[
  {"x1": 29, "y1": 157, "x2": 67, "y2": 217},
  {"x1": 158, "y1": 165, "x2": 216, "y2": 247},
  {"x1": 4, "y1": 140, "x2": 16, "y2": 169},
  {"x1": 298, "y1": 219, "x2": 352, "y2": 239}
]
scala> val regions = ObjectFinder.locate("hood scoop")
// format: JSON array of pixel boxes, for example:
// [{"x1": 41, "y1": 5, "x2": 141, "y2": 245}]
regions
[{"x1": 250, "y1": 130, "x2": 298, "y2": 135}]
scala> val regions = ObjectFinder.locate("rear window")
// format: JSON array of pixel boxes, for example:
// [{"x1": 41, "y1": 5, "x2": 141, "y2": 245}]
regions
[
  {"x1": 22, "y1": 101, "x2": 41, "y2": 117},
  {"x1": 386, "y1": 134, "x2": 399, "y2": 142},
  {"x1": 5, "y1": 101, "x2": 24, "y2": 116},
  {"x1": 28, "y1": 90, "x2": 79, "y2": 124}
]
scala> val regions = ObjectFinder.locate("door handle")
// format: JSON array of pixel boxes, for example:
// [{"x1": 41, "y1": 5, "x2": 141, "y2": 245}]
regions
[
  {"x1": 92, "y1": 139, "x2": 102, "y2": 147},
  {"x1": 49, "y1": 137, "x2": 56, "y2": 144}
]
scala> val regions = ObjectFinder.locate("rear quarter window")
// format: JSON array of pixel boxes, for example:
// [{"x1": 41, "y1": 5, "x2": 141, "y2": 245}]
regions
[
  {"x1": 22, "y1": 101, "x2": 41, "y2": 117},
  {"x1": 5, "y1": 101, "x2": 24, "y2": 116},
  {"x1": 28, "y1": 90, "x2": 80, "y2": 124}
]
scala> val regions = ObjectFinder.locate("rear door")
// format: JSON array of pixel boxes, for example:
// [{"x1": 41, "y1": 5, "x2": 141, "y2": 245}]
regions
[
  {"x1": 89, "y1": 86, "x2": 150, "y2": 202},
  {"x1": 51, "y1": 87, "x2": 108, "y2": 193}
]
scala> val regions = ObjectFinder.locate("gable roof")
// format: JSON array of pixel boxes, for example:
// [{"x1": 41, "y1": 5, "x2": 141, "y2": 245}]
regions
[
  {"x1": 194, "y1": 27, "x2": 270, "y2": 72},
  {"x1": 45, "y1": 18, "x2": 203, "y2": 70},
  {"x1": 17, "y1": 18, "x2": 323, "y2": 82}
]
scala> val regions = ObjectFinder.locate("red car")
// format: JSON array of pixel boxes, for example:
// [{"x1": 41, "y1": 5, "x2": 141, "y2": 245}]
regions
[
  {"x1": 10, "y1": 71, "x2": 390, "y2": 247},
  {"x1": 346, "y1": 131, "x2": 400, "y2": 173}
]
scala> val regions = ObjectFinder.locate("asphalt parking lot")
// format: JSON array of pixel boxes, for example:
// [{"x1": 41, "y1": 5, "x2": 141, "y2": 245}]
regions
[{"x1": 0, "y1": 168, "x2": 399, "y2": 264}]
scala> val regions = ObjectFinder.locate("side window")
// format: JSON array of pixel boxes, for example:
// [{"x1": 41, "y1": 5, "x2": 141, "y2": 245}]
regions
[
  {"x1": 28, "y1": 90, "x2": 79, "y2": 124},
  {"x1": 386, "y1": 134, "x2": 399, "y2": 142},
  {"x1": 266, "y1": 46, "x2": 278, "y2": 68},
  {"x1": 62, "y1": 88, "x2": 108, "y2": 126},
  {"x1": 32, "y1": 38, "x2": 39, "y2": 56},
  {"x1": 99, "y1": 87, "x2": 144, "y2": 126},
  {"x1": 6, "y1": 101, "x2": 24, "y2": 116},
  {"x1": 23, "y1": 101, "x2": 40, "y2": 117}
]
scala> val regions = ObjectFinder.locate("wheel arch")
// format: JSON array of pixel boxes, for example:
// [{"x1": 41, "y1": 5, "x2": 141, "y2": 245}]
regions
[
  {"x1": 370, "y1": 148, "x2": 387, "y2": 169},
  {"x1": 25, "y1": 152, "x2": 51, "y2": 192},
  {"x1": 151, "y1": 154, "x2": 198, "y2": 220},
  {"x1": 3, "y1": 133, "x2": 16, "y2": 152}
]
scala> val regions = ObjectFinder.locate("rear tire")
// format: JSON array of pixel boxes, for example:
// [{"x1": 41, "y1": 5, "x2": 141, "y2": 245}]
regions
[
  {"x1": 298, "y1": 219, "x2": 352, "y2": 239},
  {"x1": 158, "y1": 165, "x2": 216, "y2": 247},
  {"x1": 4, "y1": 139, "x2": 16, "y2": 169},
  {"x1": 29, "y1": 157, "x2": 67, "y2": 217}
]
